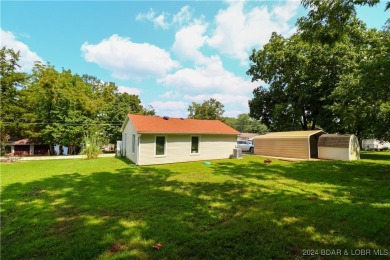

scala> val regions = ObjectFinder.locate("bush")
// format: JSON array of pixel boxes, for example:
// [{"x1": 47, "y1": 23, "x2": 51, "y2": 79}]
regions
[{"x1": 82, "y1": 133, "x2": 102, "y2": 159}]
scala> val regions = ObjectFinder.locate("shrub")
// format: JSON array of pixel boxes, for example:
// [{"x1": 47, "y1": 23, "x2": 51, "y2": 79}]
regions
[{"x1": 82, "y1": 133, "x2": 102, "y2": 159}]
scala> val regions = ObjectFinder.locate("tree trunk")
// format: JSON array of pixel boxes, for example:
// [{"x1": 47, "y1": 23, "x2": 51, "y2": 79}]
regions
[
  {"x1": 301, "y1": 106, "x2": 308, "y2": 130},
  {"x1": 311, "y1": 118, "x2": 317, "y2": 130},
  {"x1": 59, "y1": 145, "x2": 64, "y2": 155},
  {"x1": 68, "y1": 145, "x2": 74, "y2": 155},
  {"x1": 49, "y1": 143, "x2": 55, "y2": 155}
]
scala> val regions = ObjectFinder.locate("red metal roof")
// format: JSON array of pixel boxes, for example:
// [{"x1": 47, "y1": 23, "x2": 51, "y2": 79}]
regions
[{"x1": 128, "y1": 114, "x2": 239, "y2": 134}]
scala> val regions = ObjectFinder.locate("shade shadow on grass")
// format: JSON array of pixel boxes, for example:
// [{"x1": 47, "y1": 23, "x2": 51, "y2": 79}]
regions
[{"x1": 1, "y1": 156, "x2": 389, "y2": 259}]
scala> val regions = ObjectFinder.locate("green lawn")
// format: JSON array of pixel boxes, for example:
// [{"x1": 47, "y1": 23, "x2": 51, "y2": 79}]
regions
[{"x1": 1, "y1": 152, "x2": 389, "y2": 259}]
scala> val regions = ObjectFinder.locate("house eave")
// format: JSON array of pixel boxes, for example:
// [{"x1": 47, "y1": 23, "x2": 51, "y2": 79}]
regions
[{"x1": 137, "y1": 131, "x2": 239, "y2": 135}]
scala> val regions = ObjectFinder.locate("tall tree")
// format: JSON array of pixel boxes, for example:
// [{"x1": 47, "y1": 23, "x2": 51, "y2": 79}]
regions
[
  {"x1": 330, "y1": 28, "x2": 390, "y2": 141},
  {"x1": 247, "y1": 32, "x2": 347, "y2": 131},
  {"x1": 248, "y1": 0, "x2": 389, "y2": 142},
  {"x1": 298, "y1": 0, "x2": 379, "y2": 43},
  {"x1": 0, "y1": 47, "x2": 28, "y2": 153},
  {"x1": 188, "y1": 98, "x2": 225, "y2": 120},
  {"x1": 104, "y1": 92, "x2": 146, "y2": 144},
  {"x1": 24, "y1": 64, "x2": 93, "y2": 154}
]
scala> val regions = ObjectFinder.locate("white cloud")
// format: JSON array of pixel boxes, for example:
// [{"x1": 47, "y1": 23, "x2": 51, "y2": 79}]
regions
[
  {"x1": 136, "y1": 6, "x2": 193, "y2": 30},
  {"x1": 159, "y1": 55, "x2": 257, "y2": 94},
  {"x1": 208, "y1": 1, "x2": 300, "y2": 64},
  {"x1": 117, "y1": 86, "x2": 142, "y2": 95},
  {"x1": 224, "y1": 109, "x2": 247, "y2": 118},
  {"x1": 150, "y1": 101, "x2": 187, "y2": 111},
  {"x1": 136, "y1": 9, "x2": 169, "y2": 30},
  {"x1": 272, "y1": 1, "x2": 300, "y2": 22},
  {"x1": 172, "y1": 19, "x2": 209, "y2": 63},
  {"x1": 184, "y1": 93, "x2": 249, "y2": 106},
  {"x1": 160, "y1": 90, "x2": 180, "y2": 99},
  {"x1": 136, "y1": 9, "x2": 155, "y2": 21},
  {"x1": 81, "y1": 34, "x2": 179, "y2": 80},
  {"x1": 0, "y1": 29, "x2": 43, "y2": 71},
  {"x1": 172, "y1": 6, "x2": 193, "y2": 26},
  {"x1": 153, "y1": 13, "x2": 170, "y2": 30}
]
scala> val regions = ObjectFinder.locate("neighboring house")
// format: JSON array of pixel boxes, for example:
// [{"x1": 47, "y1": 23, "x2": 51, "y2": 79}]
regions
[
  {"x1": 121, "y1": 114, "x2": 239, "y2": 165},
  {"x1": 362, "y1": 139, "x2": 390, "y2": 150},
  {"x1": 253, "y1": 130, "x2": 324, "y2": 160},
  {"x1": 4, "y1": 138, "x2": 49, "y2": 156}
]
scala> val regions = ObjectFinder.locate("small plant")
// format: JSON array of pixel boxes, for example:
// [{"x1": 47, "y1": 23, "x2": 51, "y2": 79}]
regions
[{"x1": 81, "y1": 132, "x2": 102, "y2": 159}]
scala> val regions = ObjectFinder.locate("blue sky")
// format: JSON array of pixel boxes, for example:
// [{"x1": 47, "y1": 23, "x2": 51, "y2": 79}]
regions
[{"x1": 1, "y1": 1, "x2": 388, "y2": 118}]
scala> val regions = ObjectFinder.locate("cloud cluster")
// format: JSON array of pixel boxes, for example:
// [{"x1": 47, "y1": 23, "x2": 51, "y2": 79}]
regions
[
  {"x1": 80, "y1": 1, "x2": 299, "y2": 117},
  {"x1": 136, "y1": 6, "x2": 193, "y2": 30},
  {"x1": 159, "y1": 55, "x2": 257, "y2": 94},
  {"x1": 208, "y1": 1, "x2": 299, "y2": 64},
  {"x1": 81, "y1": 35, "x2": 179, "y2": 80},
  {"x1": 0, "y1": 29, "x2": 43, "y2": 71},
  {"x1": 117, "y1": 86, "x2": 142, "y2": 95}
]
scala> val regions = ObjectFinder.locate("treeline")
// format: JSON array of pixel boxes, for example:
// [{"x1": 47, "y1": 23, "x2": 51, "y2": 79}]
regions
[
  {"x1": 187, "y1": 98, "x2": 267, "y2": 133},
  {"x1": 0, "y1": 47, "x2": 154, "y2": 155},
  {"x1": 247, "y1": 0, "x2": 390, "y2": 142}
]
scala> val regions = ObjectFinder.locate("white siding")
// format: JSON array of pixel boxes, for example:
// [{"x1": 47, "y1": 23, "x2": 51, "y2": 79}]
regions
[
  {"x1": 138, "y1": 134, "x2": 237, "y2": 165},
  {"x1": 318, "y1": 147, "x2": 350, "y2": 161},
  {"x1": 122, "y1": 119, "x2": 139, "y2": 164}
]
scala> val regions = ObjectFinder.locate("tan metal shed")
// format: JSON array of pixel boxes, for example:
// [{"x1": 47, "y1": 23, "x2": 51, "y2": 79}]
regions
[
  {"x1": 318, "y1": 134, "x2": 360, "y2": 161},
  {"x1": 253, "y1": 130, "x2": 324, "y2": 160}
]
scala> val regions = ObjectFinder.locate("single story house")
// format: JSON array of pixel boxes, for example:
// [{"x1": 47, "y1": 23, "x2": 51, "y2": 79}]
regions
[
  {"x1": 253, "y1": 130, "x2": 324, "y2": 160},
  {"x1": 121, "y1": 114, "x2": 240, "y2": 165},
  {"x1": 318, "y1": 134, "x2": 360, "y2": 161}
]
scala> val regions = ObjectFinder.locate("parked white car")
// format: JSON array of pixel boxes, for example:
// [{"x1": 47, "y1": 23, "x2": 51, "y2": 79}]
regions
[{"x1": 237, "y1": 140, "x2": 254, "y2": 153}]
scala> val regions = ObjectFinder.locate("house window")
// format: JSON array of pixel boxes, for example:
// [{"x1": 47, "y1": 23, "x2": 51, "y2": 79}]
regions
[
  {"x1": 155, "y1": 136, "x2": 166, "y2": 156},
  {"x1": 191, "y1": 136, "x2": 199, "y2": 154},
  {"x1": 131, "y1": 134, "x2": 135, "y2": 154}
]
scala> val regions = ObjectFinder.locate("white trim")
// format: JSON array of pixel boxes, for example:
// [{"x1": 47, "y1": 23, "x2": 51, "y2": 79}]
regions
[
  {"x1": 154, "y1": 135, "x2": 167, "y2": 157},
  {"x1": 123, "y1": 133, "x2": 127, "y2": 157},
  {"x1": 131, "y1": 134, "x2": 136, "y2": 154},
  {"x1": 137, "y1": 134, "x2": 141, "y2": 165}
]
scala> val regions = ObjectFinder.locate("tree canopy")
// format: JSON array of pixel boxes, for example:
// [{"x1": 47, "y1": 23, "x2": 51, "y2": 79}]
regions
[
  {"x1": 188, "y1": 98, "x2": 225, "y2": 120},
  {"x1": 224, "y1": 114, "x2": 267, "y2": 133},
  {"x1": 0, "y1": 48, "x2": 153, "y2": 155},
  {"x1": 247, "y1": 0, "x2": 389, "y2": 141}
]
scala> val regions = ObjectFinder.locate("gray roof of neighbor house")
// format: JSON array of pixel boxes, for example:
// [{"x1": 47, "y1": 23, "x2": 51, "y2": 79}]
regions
[{"x1": 238, "y1": 133, "x2": 259, "y2": 139}]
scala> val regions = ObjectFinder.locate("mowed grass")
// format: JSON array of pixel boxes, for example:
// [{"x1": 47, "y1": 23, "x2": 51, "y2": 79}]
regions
[{"x1": 1, "y1": 152, "x2": 389, "y2": 259}]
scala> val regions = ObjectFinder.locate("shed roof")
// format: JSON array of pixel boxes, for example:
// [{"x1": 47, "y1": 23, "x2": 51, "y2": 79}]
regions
[
  {"x1": 7, "y1": 138, "x2": 35, "y2": 145},
  {"x1": 125, "y1": 114, "x2": 239, "y2": 135},
  {"x1": 318, "y1": 134, "x2": 352, "y2": 147},
  {"x1": 254, "y1": 130, "x2": 324, "y2": 139}
]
